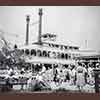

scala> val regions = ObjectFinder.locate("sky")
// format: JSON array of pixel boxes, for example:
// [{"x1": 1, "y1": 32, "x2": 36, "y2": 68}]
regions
[{"x1": 0, "y1": 6, "x2": 100, "y2": 50}]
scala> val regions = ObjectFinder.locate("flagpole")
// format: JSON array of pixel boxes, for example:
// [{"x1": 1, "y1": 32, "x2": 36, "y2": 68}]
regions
[{"x1": 85, "y1": 40, "x2": 87, "y2": 49}]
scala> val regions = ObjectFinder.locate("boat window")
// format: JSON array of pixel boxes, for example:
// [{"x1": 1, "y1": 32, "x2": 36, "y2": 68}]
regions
[
  {"x1": 55, "y1": 45, "x2": 59, "y2": 48},
  {"x1": 63, "y1": 46, "x2": 65, "y2": 50},
  {"x1": 31, "y1": 49, "x2": 36, "y2": 56},
  {"x1": 52, "y1": 52, "x2": 56, "y2": 59},
  {"x1": 61, "y1": 53, "x2": 65, "y2": 59},
  {"x1": 47, "y1": 51, "x2": 51, "y2": 57},
  {"x1": 72, "y1": 54, "x2": 75, "y2": 58},
  {"x1": 25, "y1": 49, "x2": 30, "y2": 55},
  {"x1": 52, "y1": 44, "x2": 54, "y2": 47},
  {"x1": 21, "y1": 49, "x2": 24, "y2": 54},
  {"x1": 60, "y1": 46, "x2": 63, "y2": 50},
  {"x1": 74, "y1": 47, "x2": 79, "y2": 50},
  {"x1": 42, "y1": 50, "x2": 48, "y2": 57},
  {"x1": 68, "y1": 54, "x2": 71, "y2": 59},
  {"x1": 69, "y1": 47, "x2": 72, "y2": 50},
  {"x1": 37, "y1": 50, "x2": 42, "y2": 57},
  {"x1": 65, "y1": 46, "x2": 67, "y2": 50},
  {"x1": 49, "y1": 44, "x2": 51, "y2": 47},
  {"x1": 65, "y1": 53, "x2": 68, "y2": 59},
  {"x1": 57, "y1": 52, "x2": 61, "y2": 59}
]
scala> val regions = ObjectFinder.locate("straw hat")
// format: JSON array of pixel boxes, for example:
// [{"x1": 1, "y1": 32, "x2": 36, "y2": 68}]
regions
[{"x1": 96, "y1": 63, "x2": 99, "y2": 66}]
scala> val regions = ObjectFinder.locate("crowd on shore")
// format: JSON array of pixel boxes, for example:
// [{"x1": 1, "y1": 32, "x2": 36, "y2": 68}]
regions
[{"x1": 0, "y1": 61, "x2": 100, "y2": 93}]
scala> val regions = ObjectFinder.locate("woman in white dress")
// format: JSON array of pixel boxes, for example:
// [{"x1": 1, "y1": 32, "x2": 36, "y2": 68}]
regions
[{"x1": 75, "y1": 63, "x2": 87, "y2": 92}]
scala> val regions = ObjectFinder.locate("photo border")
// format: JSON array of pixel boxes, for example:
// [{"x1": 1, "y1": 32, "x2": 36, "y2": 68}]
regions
[{"x1": 0, "y1": 0, "x2": 100, "y2": 99}]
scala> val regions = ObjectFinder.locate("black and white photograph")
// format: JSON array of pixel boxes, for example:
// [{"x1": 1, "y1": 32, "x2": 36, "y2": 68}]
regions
[{"x1": 0, "y1": 6, "x2": 100, "y2": 93}]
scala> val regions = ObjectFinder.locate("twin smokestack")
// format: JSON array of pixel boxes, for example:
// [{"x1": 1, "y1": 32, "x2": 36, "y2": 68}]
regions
[
  {"x1": 25, "y1": 8, "x2": 43, "y2": 45},
  {"x1": 26, "y1": 15, "x2": 30, "y2": 45}
]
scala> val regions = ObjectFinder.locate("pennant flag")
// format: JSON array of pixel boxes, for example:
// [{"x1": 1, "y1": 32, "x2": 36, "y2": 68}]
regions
[{"x1": 30, "y1": 21, "x2": 39, "y2": 26}]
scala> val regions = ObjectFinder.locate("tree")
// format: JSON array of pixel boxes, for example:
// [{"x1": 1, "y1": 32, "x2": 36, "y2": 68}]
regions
[{"x1": 0, "y1": 32, "x2": 25, "y2": 69}]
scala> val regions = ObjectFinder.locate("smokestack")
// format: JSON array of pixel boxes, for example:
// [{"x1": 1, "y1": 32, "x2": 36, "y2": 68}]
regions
[
  {"x1": 38, "y1": 8, "x2": 43, "y2": 45},
  {"x1": 26, "y1": 15, "x2": 30, "y2": 45}
]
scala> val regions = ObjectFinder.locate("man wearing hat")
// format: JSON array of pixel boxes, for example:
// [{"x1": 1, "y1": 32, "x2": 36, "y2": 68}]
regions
[{"x1": 96, "y1": 63, "x2": 100, "y2": 69}]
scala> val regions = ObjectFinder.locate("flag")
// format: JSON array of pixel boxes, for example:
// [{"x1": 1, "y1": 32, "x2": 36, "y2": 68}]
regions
[
  {"x1": 41, "y1": 33, "x2": 57, "y2": 41},
  {"x1": 30, "y1": 21, "x2": 39, "y2": 26}
]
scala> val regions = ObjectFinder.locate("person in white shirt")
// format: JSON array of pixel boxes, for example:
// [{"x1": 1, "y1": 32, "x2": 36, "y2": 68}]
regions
[
  {"x1": 62, "y1": 65, "x2": 68, "y2": 82},
  {"x1": 8, "y1": 68, "x2": 14, "y2": 76},
  {"x1": 70, "y1": 65, "x2": 77, "y2": 85},
  {"x1": 65, "y1": 65, "x2": 72, "y2": 83},
  {"x1": 55, "y1": 64, "x2": 62, "y2": 83},
  {"x1": 75, "y1": 63, "x2": 87, "y2": 91},
  {"x1": 27, "y1": 77, "x2": 33, "y2": 90},
  {"x1": 40, "y1": 65, "x2": 46, "y2": 74},
  {"x1": 87, "y1": 63, "x2": 95, "y2": 85}
]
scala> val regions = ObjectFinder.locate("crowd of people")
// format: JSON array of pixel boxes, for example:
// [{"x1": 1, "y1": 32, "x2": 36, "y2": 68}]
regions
[
  {"x1": 25, "y1": 62, "x2": 99, "y2": 92},
  {"x1": 0, "y1": 61, "x2": 100, "y2": 93}
]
